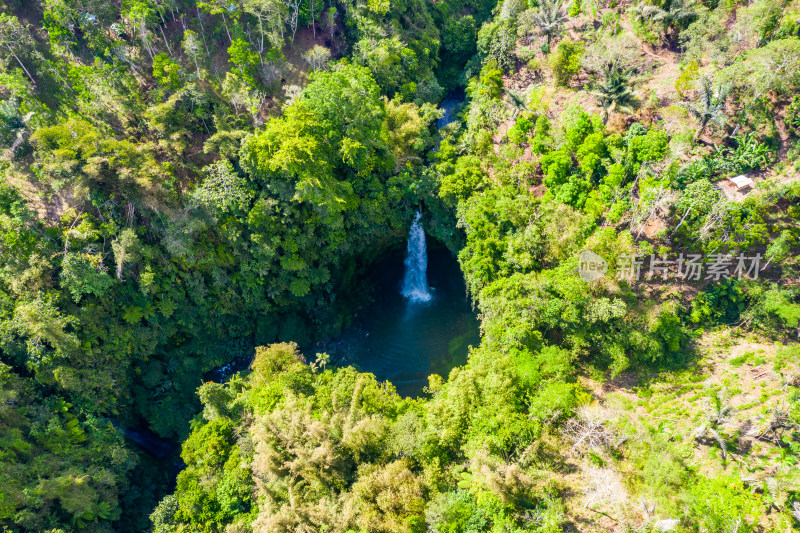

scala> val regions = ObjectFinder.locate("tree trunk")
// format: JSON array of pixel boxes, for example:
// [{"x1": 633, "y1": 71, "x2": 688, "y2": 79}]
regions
[
  {"x1": 310, "y1": 0, "x2": 316, "y2": 39},
  {"x1": 195, "y1": 7, "x2": 212, "y2": 59},
  {"x1": 8, "y1": 48, "x2": 36, "y2": 86},
  {"x1": 160, "y1": 25, "x2": 173, "y2": 55},
  {"x1": 258, "y1": 16, "x2": 265, "y2": 65},
  {"x1": 221, "y1": 11, "x2": 233, "y2": 45},
  {"x1": 694, "y1": 122, "x2": 706, "y2": 142},
  {"x1": 670, "y1": 207, "x2": 692, "y2": 237}
]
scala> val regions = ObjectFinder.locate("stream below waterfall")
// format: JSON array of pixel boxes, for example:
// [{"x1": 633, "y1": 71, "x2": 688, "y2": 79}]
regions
[{"x1": 321, "y1": 242, "x2": 480, "y2": 398}]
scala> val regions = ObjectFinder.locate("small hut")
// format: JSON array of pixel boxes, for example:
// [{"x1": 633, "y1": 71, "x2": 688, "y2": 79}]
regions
[
  {"x1": 718, "y1": 175, "x2": 755, "y2": 201},
  {"x1": 730, "y1": 174, "x2": 755, "y2": 191}
]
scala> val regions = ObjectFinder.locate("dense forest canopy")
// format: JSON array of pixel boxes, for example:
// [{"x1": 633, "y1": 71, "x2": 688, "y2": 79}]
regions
[{"x1": 1, "y1": 0, "x2": 800, "y2": 531}]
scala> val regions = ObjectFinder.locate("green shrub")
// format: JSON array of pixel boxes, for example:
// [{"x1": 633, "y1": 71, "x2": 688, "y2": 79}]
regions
[
  {"x1": 507, "y1": 115, "x2": 534, "y2": 145},
  {"x1": 541, "y1": 150, "x2": 573, "y2": 188},
  {"x1": 688, "y1": 475, "x2": 762, "y2": 533},
  {"x1": 549, "y1": 38, "x2": 584, "y2": 87}
]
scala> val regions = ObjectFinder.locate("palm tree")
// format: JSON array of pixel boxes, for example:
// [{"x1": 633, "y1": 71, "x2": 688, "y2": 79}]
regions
[
  {"x1": 533, "y1": 0, "x2": 569, "y2": 48},
  {"x1": 695, "y1": 388, "x2": 735, "y2": 460},
  {"x1": 590, "y1": 63, "x2": 636, "y2": 124},
  {"x1": 505, "y1": 89, "x2": 528, "y2": 118},
  {"x1": 682, "y1": 76, "x2": 730, "y2": 141},
  {"x1": 640, "y1": 0, "x2": 696, "y2": 47},
  {"x1": 0, "y1": 96, "x2": 34, "y2": 156}
]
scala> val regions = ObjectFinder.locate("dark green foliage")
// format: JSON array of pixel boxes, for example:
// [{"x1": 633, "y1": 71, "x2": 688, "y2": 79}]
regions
[
  {"x1": 639, "y1": 0, "x2": 697, "y2": 46},
  {"x1": 439, "y1": 16, "x2": 479, "y2": 90},
  {"x1": 507, "y1": 115, "x2": 534, "y2": 145},
  {"x1": 786, "y1": 95, "x2": 800, "y2": 136},
  {"x1": 741, "y1": 283, "x2": 800, "y2": 336},
  {"x1": 689, "y1": 280, "x2": 747, "y2": 326}
]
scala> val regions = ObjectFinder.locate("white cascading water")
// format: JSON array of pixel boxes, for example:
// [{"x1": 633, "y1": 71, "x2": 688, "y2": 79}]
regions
[{"x1": 401, "y1": 211, "x2": 432, "y2": 303}]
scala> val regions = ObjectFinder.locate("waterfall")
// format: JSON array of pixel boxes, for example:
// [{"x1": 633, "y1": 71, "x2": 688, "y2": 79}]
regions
[{"x1": 401, "y1": 211, "x2": 432, "y2": 303}]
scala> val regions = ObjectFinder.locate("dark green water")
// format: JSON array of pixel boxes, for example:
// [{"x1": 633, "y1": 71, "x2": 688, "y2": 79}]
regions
[{"x1": 326, "y1": 246, "x2": 480, "y2": 397}]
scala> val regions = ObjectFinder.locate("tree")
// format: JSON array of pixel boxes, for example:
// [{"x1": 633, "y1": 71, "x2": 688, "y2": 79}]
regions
[
  {"x1": 695, "y1": 388, "x2": 735, "y2": 460},
  {"x1": 384, "y1": 97, "x2": 437, "y2": 170},
  {"x1": 504, "y1": 89, "x2": 528, "y2": 118},
  {"x1": 640, "y1": 0, "x2": 696, "y2": 47},
  {"x1": 671, "y1": 179, "x2": 720, "y2": 236},
  {"x1": 241, "y1": 0, "x2": 287, "y2": 62},
  {"x1": 550, "y1": 38, "x2": 584, "y2": 87},
  {"x1": 590, "y1": 63, "x2": 636, "y2": 124},
  {"x1": 324, "y1": 7, "x2": 337, "y2": 37},
  {"x1": 125, "y1": 0, "x2": 159, "y2": 59},
  {"x1": 0, "y1": 14, "x2": 37, "y2": 86},
  {"x1": 228, "y1": 38, "x2": 260, "y2": 85},
  {"x1": 682, "y1": 76, "x2": 730, "y2": 141},
  {"x1": 60, "y1": 253, "x2": 114, "y2": 302},
  {"x1": 111, "y1": 228, "x2": 141, "y2": 280},
  {"x1": 477, "y1": 20, "x2": 517, "y2": 72},
  {"x1": 222, "y1": 72, "x2": 267, "y2": 124},
  {"x1": 286, "y1": 0, "x2": 301, "y2": 41},
  {"x1": 307, "y1": 0, "x2": 321, "y2": 38},
  {"x1": 0, "y1": 96, "x2": 34, "y2": 154},
  {"x1": 303, "y1": 45, "x2": 331, "y2": 72},
  {"x1": 719, "y1": 38, "x2": 800, "y2": 99},
  {"x1": 181, "y1": 29, "x2": 204, "y2": 77},
  {"x1": 41, "y1": 0, "x2": 117, "y2": 50},
  {"x1": 517, "y1": 9, "x2": 539, "y2": 46},
  {"x1": 152, "y1": 52, "x2": 182, "y2": 89},
  {"x1": 532, "y1": 0, "x2": 569, "y2": 47},
  {"x1": 198, "y1": 0, "x2": 235, "y2": 44},
  {"x1": 192, "y1": 160, "x2": 255, "y2": 214}
]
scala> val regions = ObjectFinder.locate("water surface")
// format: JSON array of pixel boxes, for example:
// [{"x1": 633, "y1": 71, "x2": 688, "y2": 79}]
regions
[{"x1": 326, "y1": 246, "x2": 480, "y2": 397}]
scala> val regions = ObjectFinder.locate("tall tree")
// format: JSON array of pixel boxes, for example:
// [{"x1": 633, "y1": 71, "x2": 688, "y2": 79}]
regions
[
  {"x1": 198, "y1": 0, "x2": 235, "y2": 44},
  {"x1": 241, "y1": 0, "x2": 287, "y2": 63},
  {"x1": 303, "y1": 45, "x2": 331, "y2": 72},
  {"x1": 182, "y1": 29, "x2": 204, "y2": 77},
  {"x1": 0, "y1": 14, "x2": 37, "y2": 86}
]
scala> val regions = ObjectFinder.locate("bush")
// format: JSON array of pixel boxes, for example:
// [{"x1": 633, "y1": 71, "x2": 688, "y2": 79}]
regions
[
  {"x1": 741, "y1": 283, "x2": 800, "y2": 336},
  {"x1": 541, "y1": 150, "x2": 573, "y2": 188},
  {"x1": 786, "y1": 95, "x2": 800, "y2": 136},
  {"x1": 675, "y1": 133, "x2": 773, "y2": 185},
  {"x1": 719, "y1": 38, "x2": 800, "y2": 98},
  {"x1": 675, "y1": 60, "x2": 699, "y2": 99},
  {"x1": 425, "y1": 490, "x2": 488, "y2": 533},
  {"x1": 688, "y1": 476, "x2": 762, "y2": 533},
  {"x1": 549, "y1": 38, "x2": 584, "y2": 87},
  {"x1": 507, "y1": 115, "x2": 534, "y2": 145}
]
